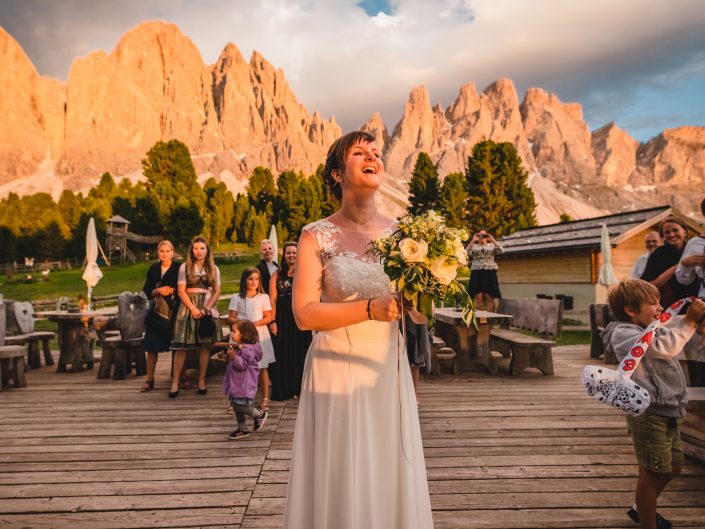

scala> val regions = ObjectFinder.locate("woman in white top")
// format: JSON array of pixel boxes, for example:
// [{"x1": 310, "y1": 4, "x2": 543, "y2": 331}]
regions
[
  {"x1": 228, "y1": 267, "x2": 277, "y2": 410},
  {"x1": 466, "y1": 229, "x2": 503, "y2": 311},
  {"x1": 283, "y1": 131, "x2": 433, "y2": 528}
]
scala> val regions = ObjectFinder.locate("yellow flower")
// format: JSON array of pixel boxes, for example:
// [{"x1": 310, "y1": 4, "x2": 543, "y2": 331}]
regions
[
  {"x1": 398, "y1": 238, "x2": 429, "y2": 263},
  {"x1": 429, "y1": 257, "x2": 458, "y2": 285}
]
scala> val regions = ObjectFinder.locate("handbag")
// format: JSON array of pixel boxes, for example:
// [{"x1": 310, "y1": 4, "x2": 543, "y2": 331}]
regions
[
  {"x1": 145, "y1": 294, "x2": 172, "y2": 332},
  {"x1": 196, "y1": 310, "x2": 217, "y2": 339},
  {"x1": 582, "y1": 297, "x2": 694, "y2": 417}
]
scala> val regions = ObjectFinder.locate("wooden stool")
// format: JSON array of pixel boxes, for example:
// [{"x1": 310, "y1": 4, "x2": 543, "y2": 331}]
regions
[
  {"x1": 430, "y1": 336, "x2": 445, "y2": 375},
  {"x1": 436, "y1": 346, "x2": 459, "y2": 374},
  {"x1": 98, "y1": 336, "x2": 146, "y2": 380},
  {"x1": 6, "y1": 332, "x2": 55, "y2": 368},
  {"x1": 0, "y1": 346, "x2": 28, "y2": 390}
]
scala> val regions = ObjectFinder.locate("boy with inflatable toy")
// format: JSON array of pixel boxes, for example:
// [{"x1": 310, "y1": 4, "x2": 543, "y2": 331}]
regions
[{"x1": 601, "y1": 279, "x2": 705, "y2": 529}]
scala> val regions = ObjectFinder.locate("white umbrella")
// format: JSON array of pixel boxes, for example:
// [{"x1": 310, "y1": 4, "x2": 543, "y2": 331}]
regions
[
  {"x1": 598, "y1": 223, "x2": 618, "y2": 286},
  {"x1": 81, "y1": 217, "x2": 103, "y2": 310},
  {"x1": 269, "y1": 224, "x2": 279, "y2": 264}
]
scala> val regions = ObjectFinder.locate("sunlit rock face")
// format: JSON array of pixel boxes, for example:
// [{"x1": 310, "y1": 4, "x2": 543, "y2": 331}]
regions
[
  {"x1": 0, "y1": 21, "x2": 340, "y2": 194},
  {"x1": 2, "y1": 22, "x2": 705, "y2": 221}
]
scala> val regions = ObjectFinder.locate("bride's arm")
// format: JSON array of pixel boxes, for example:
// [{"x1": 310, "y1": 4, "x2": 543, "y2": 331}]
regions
[{"x1": 292, "y1": 230, "x2": 399, "y2": 331}]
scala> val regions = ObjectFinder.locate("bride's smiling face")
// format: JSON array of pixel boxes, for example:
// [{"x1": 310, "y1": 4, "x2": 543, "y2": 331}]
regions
[{"x1": 339, "y1": 140, "x2": 383, "y2": 192}]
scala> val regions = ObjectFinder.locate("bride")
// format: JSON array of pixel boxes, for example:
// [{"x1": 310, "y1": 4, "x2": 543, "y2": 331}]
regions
[{"x1": 283, "y1": 131, "x2": 434, "y2": 528}]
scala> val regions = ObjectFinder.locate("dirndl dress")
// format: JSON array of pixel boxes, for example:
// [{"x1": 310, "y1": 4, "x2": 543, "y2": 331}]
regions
[{"x1": 170, "y1": 267, "x2": 222, "y2": 350}]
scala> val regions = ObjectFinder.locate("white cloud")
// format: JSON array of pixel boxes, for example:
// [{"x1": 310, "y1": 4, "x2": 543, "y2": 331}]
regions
[
  {"x1": 2, "y1": 0, "x2": 705, "y2": 140},
  {"x1": 371, "y1": 12, "x2": 400, "y2": 28}
]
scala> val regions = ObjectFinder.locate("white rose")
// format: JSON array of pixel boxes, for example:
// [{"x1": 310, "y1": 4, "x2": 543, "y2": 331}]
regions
[
  {"x1": 453, "y1": 239, "x2": 468, "y2": 265},
  {"x1": 398, "y1": 238, "x2": 428, "y2": 263},
  {"x1": 429, "y1": 257, "x2": 458, "y2": 285}
]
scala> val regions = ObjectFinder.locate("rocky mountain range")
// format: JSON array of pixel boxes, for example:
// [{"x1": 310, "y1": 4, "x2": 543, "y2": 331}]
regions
[{"x1": 1, "y1": 21, "x2": 704, "y2": 224}]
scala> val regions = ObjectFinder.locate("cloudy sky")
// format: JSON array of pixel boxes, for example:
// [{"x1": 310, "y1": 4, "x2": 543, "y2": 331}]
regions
[{"x1": 2, "y1": 0, "x2": 705, "y2": 142}]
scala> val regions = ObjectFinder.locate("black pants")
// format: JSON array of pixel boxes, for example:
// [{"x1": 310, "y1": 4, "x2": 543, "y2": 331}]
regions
[{"x1": 230, "y1": 398, "x2": 260, "y2": 431}]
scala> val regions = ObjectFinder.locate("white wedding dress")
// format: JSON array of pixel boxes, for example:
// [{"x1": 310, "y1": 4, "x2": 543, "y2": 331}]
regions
[{"x1": 283, "y1": 218, "x2": 434, "y2": 529}]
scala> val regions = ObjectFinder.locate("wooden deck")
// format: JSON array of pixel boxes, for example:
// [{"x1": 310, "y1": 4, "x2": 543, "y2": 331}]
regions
[{"x1": 1, "y1": 346, "x2": 704, "y2": 529}]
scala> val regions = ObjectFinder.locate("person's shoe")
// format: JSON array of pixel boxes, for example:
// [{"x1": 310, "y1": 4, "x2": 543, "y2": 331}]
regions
[
  {"x1": 254, "y1": 411, "x2": 269, "y2": 431},
  {"x1": 227, "y1": 429, "x2": 250, "y2": 440},
  {"x1": 140, "y1": 379, "x2": 154, "y2": 393},
  {"x1": 168, "y1": 390, "x2": 179, "y2": 398},
  {"x1": 627, "y1": 507, "x2": 672, "y2": 529},
  {"x1": 227, "y1": 405, "x2": 234, "y2": 415},
  {"x1": 197, "y1": 387, "x2": 208, "y2": 395}
]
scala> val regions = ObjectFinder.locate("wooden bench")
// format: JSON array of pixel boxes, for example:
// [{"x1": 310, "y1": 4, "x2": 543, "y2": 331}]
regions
[
  {"x1": 0, "y1": 302, "x2": 27, "y2": 390},
  {"x1": 683, "y1": 387, "x2": 705, "y2": 464},
  {"x1": 4, "y1": 300, "x2": 55, "y2": 368},
  {"x1": 589, "y1": 303, "x2": 618, "y2": 364},
  {"x1": 0, "y1": 346, "x2": 27, "y2": 389},
  {"x1": 489, "y1": 298, "x2": 561, "y2": 376},
  {"x1": 97, "y1": 292, "x2": 147, "y2": 380},
  {"x1": 429, "y1": 335, "x2": 458, "y2": 375}
]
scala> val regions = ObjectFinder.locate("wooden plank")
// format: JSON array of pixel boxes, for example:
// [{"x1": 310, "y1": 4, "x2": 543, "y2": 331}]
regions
[
  {"x1": 0, "y1": 478, "x2": 257, "y2": 499},
  {"x1": 0, "y1": 491, "x2": 252, "y2": 513},
  {"x1": 0, "y1": 508, "x2": 245, "y2": 529},
  {"x1": 1, "y1": 344, "x2": 703, "y2": 529}
]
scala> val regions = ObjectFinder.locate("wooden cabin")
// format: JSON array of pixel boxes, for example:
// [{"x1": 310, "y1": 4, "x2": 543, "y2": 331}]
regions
[{"x1": 495, "y1": 206, "x2": 703, "y2": 314}]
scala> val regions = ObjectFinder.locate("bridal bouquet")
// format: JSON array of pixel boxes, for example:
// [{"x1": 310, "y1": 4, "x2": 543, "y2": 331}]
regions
[{"x1": 369, "y1": 210, "x2": 474, "y2": 326}]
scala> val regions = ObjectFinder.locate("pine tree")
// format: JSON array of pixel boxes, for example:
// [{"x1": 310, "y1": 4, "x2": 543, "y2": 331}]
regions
[
  {"x1": 204, "y1": 178, "x2": 235, "y2": 247},
  {"x1": 58, "y1": 190, "x2": 84, "y2": 231},
  {"x1": 246, "y1": 209, "x2": 269, "y2": 246},
  {"x1": 407, "y1": 152, "x2": 441, "y2": 215},
  {"x1": 439, "y1": 172, "x2": 467, "y2": 229},
  {"x1": 275, "y1": 171, "x2": 306, "y2": 236},
  {"x1": 465, "y1": 140, "x2": 537, "y2": 237},
  {"x1": 311, "y1": 164, "x2": 337, "y2": 217},
  {"x1": 248, "y1": 166, "x2": 277, "y2": 216},
  {"x1": 142, "y1": 139, "x2": 205, "y2": 236},
  {"x1": 169, "y1": 204, "x2": 205, "y2": 246},
  {"x1": 231, "y1": 194, "x2": 250, "y2": 243}
]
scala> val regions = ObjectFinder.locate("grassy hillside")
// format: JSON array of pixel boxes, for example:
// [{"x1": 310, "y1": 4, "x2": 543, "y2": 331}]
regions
[{"x1": 1, "y1": 256, "x2": 260, "y2": 303}]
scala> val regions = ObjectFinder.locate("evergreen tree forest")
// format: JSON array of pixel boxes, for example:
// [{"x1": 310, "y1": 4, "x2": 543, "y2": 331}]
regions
[
  {"x1": 407, "y1": 144, "x2": 537, "y2": 237},
  {"x1": 0, "y1": 138, "x2": 538, "y2": 263},
  {"x1": 0, "y1": 140, "x2": 334, "y2": 262}
]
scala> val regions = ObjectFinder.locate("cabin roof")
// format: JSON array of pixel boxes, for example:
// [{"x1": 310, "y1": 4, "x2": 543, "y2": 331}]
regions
[
  {"x1": 107, "y1": 215, "x2": 131, "y2": 225},
  {"x1": 498, "y1": 206, "x2": 701, "y2": 256}
]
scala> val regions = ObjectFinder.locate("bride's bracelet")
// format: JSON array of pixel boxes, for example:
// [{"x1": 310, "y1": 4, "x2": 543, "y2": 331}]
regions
[{"x1": 366, "y1": 299, "x2": 373, "y2": 320}]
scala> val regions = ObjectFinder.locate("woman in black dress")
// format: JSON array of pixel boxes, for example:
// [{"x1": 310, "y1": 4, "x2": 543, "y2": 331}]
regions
[
  {"x1": 141, "y1": 240, "x2": 181, "y2": 392},
  {"x1": 269, "y1": 242, "x2": 312, "y2": 400},
  {"x1": 641, "y1": 218, "x2": 697, "y2": 308}
]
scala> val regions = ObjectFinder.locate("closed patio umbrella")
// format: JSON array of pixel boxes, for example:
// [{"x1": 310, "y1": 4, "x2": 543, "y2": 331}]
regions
[
  {"x1": 269, "y1": 224, "x2": 279, "y2": 263},
  {"x1": 81, "y1": 217, "x2": 103, "y2": 310},
  {"x1": 598, "y1": 223, "x2": 618, "y2": 286}
]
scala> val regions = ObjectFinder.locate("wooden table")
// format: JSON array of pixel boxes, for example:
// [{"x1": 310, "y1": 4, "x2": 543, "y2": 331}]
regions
[
  {"x1": 433, "y1": 308, "x2": 513, "y2": 375},
  {"x1": 37, "y1": 310, "x2": 116, "y2": 373}
]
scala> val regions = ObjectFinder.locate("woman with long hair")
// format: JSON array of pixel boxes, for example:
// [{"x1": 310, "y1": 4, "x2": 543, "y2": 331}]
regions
[
  {"x1": 228, "y1": 267, "x2": 277, "y2": 410},
  {"x1": 141, "y1": 240, "x2": 181, "y2": 392},
  {"x1": 169, "y1": 236, "x2": 222, "y2": 398},
  {"x1": 269, "y1": 242, "x2": 312, "y2": 401},
  {"x1": 641, "y1": 218, "x2": 698, "y2": 308}
]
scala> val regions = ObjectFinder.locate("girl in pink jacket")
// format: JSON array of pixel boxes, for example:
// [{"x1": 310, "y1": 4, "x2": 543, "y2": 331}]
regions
[{"x1": 221, "y1": 320, "x2": 268, "y2": 440}]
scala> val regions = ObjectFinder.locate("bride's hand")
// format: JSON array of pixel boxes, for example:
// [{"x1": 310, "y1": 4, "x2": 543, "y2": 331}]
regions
[{"x1": 369, "y1": 294, "x2": 400, "y2": 322}]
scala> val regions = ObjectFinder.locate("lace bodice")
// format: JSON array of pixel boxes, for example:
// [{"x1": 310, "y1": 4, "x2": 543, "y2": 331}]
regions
[{"x1": 303, "y1": 218, "x2": 394, "y2": 303}]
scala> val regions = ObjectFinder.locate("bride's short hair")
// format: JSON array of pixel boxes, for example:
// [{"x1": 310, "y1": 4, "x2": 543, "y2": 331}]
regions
[{"x1": 323, "y1": 131, "x2": 376, "y2": 200}]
